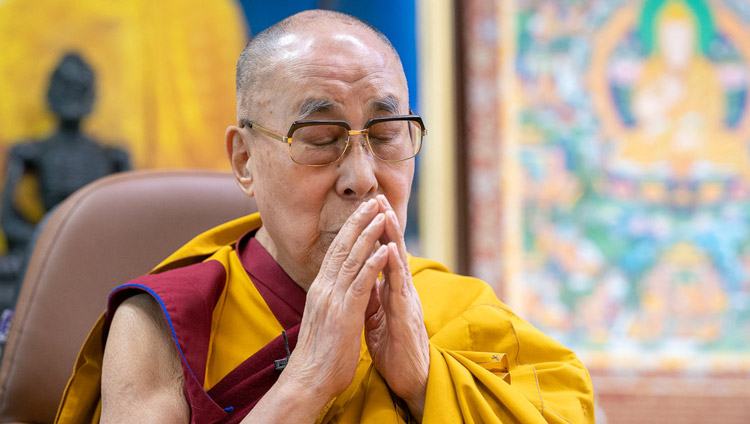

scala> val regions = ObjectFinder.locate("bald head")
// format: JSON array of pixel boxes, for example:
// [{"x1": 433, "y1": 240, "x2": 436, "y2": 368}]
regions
[{"x1": 235, "y1": 10, "x2": 404, "y2": 116}]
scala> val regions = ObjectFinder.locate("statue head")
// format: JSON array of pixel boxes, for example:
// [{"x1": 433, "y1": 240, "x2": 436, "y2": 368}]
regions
[
  {"x1": 656, "y1": 1, "x2": 697, "y2": 69},
  {"x1": 46, "y1": 52, "x2": 95, "y2": 121},
  {"x1": 639, "y1": 0, "x2": 715, "y2": 61}
]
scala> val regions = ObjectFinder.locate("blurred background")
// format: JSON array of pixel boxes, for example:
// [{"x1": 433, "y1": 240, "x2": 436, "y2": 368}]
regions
[{"x1": 1, "y1": 0, "x2": 748, "y2": 422}]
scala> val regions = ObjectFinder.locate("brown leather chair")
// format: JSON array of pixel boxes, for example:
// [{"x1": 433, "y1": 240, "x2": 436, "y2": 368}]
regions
[{"x1": 0, "y1": 169, "x2": 257, "y2": 423}]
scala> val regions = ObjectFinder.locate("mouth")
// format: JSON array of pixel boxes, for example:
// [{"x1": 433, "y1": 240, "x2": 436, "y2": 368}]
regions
[{"x1": 320, "y1": 204, "x2": 373, "y2": 240}]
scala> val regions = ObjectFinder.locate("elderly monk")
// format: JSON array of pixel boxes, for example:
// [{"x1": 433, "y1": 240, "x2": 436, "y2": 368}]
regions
[{"x1": 56, "y1": 10, "x2": 594, "y2": 424}]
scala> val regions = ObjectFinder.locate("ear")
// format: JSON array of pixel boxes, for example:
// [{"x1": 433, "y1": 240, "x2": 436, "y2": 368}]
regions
[{"x1": 225, "y1": 125, "x2": 254, "y2": 197}]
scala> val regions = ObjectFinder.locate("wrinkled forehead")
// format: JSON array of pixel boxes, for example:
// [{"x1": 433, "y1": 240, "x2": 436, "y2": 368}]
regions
[{"x1": 255, "y1": 24, "x2": 408, "y2": 121}]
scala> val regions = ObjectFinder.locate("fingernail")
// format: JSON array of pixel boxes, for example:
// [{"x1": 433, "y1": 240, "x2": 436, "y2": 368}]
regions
[{"x1": 364, "y1": 198, "x2": 377, "y2": 212}]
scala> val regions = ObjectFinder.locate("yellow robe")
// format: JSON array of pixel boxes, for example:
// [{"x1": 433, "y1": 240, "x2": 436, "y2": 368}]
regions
[{"x1": 56, "y1": 213, "x2": 594, "y2": 423}]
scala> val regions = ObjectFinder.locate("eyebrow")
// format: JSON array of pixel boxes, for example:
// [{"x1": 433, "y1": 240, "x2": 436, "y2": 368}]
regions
[
  {"x1": 371, "y1": 95, "x2": 401, "y2": 115},
  {"x1": 296, "y1": 95, "x2": 403, "y2": 120},
  {"x1": 298, "y1": 98, "x2": 336, "y2": 120}
]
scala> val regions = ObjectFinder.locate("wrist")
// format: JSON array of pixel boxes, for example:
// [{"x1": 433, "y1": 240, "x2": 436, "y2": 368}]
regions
[
  {"x1": 276, "y1": 369, "x2": 330, "y2": 409},
  {"x1": 240, "y1": 371, "x2": 331, "y2": 424},
  {"x1": 401, "y1": 379, "x2": 426, "y2": 422},
  {"x1": 276, "y1": 355, "x2": 343, "y2": 411},
  {"x1": 400, "y1": 352, "x2": 429, "y2": 421}
]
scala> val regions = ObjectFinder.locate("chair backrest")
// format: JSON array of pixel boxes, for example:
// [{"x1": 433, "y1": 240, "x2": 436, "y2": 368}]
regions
[{"x1": 0, "y1": 169, "x2": 257, "y2": 423}]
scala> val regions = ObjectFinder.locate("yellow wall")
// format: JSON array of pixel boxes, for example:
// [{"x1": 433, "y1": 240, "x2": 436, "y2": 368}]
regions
[{"x1": 0, "y1": 0, "x2": 247, "y2": 171}]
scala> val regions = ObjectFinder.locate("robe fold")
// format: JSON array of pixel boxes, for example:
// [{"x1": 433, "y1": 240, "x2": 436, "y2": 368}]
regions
[{"x1": 56, "y1": 213, "x2": 594, "y2": 423}]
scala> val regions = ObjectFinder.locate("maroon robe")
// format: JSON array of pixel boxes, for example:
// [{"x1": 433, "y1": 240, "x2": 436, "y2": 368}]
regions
[{"x1": 104, "y1": 231, "x2": 306, "y2": 423}]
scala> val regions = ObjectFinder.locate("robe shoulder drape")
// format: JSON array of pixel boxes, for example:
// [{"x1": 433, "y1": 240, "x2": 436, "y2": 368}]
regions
[{"x1": 56, "y1": 213, "x2": 594, "y2": 423}]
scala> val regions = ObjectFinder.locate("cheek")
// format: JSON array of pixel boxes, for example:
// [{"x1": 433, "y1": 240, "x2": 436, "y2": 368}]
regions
[
  {"x1": 251, "y1": 151, "x2": 301, "y2": 224},
  {"x1": 380, "y1": 164, "x2": 414, "y2": 226},
  {"x1": 258, "y1": 165, "x2": 332, "y2": 233}
]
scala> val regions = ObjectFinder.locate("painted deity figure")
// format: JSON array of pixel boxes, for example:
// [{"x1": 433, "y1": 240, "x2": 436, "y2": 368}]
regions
[
  {"x1": 615, "y1": 1, "x2": 749, "y2": 179},
  {"x1": 629, "y1": 242, "x2": 728, "y2": 343}
]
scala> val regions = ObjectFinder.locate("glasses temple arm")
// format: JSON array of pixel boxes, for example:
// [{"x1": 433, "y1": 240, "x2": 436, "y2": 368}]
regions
[{"x1": 243, "y1": 121, "x2": 289, "y2": 144}]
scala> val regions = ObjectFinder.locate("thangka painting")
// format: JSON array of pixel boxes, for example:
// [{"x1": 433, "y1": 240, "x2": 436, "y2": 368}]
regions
[{"x1": 513, "y1": 0, "x2": 750, "y2": 371}]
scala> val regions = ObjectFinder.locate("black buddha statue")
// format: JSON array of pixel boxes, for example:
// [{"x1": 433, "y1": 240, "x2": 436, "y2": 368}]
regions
[{"x1": 0, "y1": 53, "x2": 130, "y2": 308}]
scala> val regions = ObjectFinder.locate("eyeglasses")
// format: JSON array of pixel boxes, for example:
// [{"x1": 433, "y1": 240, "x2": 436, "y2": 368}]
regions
[{"x1": 239, "y1": 115, "x2": 426, "y2": 166}]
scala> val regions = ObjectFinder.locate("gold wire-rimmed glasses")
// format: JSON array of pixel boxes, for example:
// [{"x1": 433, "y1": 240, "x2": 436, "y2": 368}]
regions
[{"x1": 239, "y1": 115, "x2": 426, "y2": 166}]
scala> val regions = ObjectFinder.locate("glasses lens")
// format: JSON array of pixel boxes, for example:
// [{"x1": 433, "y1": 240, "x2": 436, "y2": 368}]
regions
[
  {"x1": 290, "y1": 124, "x2": 348, "y2": 165},
  {"x1": 367, "y1": 119, "x2": 422, "y2": 161}
]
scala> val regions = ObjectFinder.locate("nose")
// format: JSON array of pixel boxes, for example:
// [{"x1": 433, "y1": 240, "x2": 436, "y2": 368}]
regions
[{"x1": 335, "y1": 134, "x2": 378, "y2": 199}]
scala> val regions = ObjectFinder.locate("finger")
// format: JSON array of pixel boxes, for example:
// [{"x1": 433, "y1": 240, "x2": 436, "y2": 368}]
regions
[
  {"x1": 375, "y1": 195, "x2": 409, "y2": 263},
  {"x1": 379, "y1": 243, "x2": 403, "y2": 314},
  {"x1": 384, "y1": 242, "x2": 406, "y2": 294},
  {"x1": 319, "y1": 198, "x2": 379, "y2": 280},
  {"x1": 345, "y1": 244, "x2": 388, "y2": 312},
  {"x1": 365, "y1": 276, "x2": 383, "y2": 322},
  {"x1": 334, "y1": 212, "x2": 386, "y2": 292},
  {"x1": 382, "y1": 242, "x2": 424, "y2": 326},
  {"x1": 376, "y1": 194, "x2": 392, "y2": 214},
  {"x1": 383, "y1": 210, "x2": 409, "y2": 265}
]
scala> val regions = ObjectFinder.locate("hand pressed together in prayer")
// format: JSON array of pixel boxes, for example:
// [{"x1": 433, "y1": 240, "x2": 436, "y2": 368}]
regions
[
  {"x1": 280, "y1": 195, "x2": 429, "y2": 420},
  {"x1": 364, "y1": 195, "x2": 430, "y2": 417}
]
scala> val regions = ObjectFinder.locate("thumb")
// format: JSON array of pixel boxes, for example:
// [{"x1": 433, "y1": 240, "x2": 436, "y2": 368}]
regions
[{"x1": 364, "y1": 277, "x2": 382, "y2": 329}]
